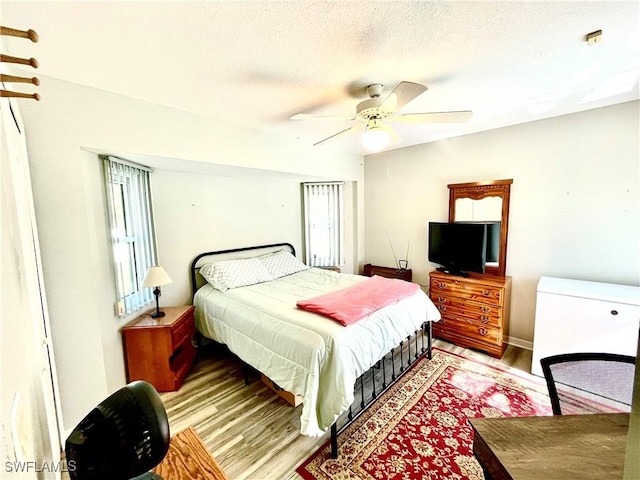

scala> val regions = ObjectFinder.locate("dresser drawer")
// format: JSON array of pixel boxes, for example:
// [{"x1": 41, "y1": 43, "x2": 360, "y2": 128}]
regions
[
  {"x1": 430, "y1": 276, "x2": 503, "y2": 306},
  {"x1": 434, "y1": 316, "x2": 502, "y2": 345},
  {"x1": 433, "y1": 327, "x2": 504, "y2": 358},
  {"x1": 431, "y1": 294, "x2": 501, "y2": 327}
]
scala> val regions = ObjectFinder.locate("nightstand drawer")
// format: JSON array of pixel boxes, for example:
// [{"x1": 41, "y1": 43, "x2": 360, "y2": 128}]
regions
[{"x1": 171, "y1": 310, "x2": 195, "y2": 347}]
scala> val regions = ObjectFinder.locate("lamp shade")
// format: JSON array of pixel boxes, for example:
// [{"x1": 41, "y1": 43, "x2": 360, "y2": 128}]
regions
[
  {"x1": 361, "y1": 125, "x2": 391, "y2": 152},
  {"x1": 142, "y1": 266, "x2": 172, "y2": 288}
]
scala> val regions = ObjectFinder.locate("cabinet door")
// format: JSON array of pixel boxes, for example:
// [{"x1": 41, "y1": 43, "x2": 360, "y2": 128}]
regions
[{"x1": 531, "y1": 292, "x2": 640, "y2": 376}]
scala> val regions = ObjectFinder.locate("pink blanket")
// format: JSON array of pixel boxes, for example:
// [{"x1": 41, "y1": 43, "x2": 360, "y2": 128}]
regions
[{"x1": 296, "y1": 275, "x2": 420, "y2": 326}]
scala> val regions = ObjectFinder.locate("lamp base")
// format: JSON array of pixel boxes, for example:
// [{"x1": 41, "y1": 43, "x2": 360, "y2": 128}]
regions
[{"x1": 151, "y1": 287, "x2": 165, "y2": 318}]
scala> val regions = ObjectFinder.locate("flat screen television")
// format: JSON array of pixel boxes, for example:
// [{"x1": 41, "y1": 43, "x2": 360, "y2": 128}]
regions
[
  {"x1": 428, "y1": 222, "x2": 488, "y2": 276},
  {"x1": 455, "y1": 221, "x2": 501, "y2": 264}
]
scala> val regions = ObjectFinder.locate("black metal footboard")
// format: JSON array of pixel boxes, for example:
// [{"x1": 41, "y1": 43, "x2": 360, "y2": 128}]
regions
[{"x1": 329, "y1": 320, "x2": 433, "y2": 458}]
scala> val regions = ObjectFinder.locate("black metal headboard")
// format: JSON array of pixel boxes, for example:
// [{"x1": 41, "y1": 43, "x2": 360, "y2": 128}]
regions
[{"x1": 190, "y1": 242, "x2": 296, "y2": 297}]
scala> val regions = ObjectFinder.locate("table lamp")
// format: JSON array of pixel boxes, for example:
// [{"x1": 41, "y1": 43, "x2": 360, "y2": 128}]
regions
[{"x1": 142, "y1": 266, "x2": 172, "y2": 318}]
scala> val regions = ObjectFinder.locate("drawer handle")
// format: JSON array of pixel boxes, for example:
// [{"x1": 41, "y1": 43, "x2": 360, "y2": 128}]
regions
[
  {"x1": 611, "y1": 310, "x2": 618, "y2": 316},
  {"x1": 438, "y1": 305, "x2": 447, "y2": 312},
  {"x1": 438, "y1": 297, "x2": 446, "y2": 303},
  {"x1": 437, "y1": 282, "x2": 447, "y2": 289},
  {"x1": 480, "y1": 315, "x2": 490, "y2": 323},
  {"x1": 481, "y1": 306, "x2": 491, "y2": 313},
  {"x1": 482, "y1": 290, "x2": 491, "y2": 297},
  {"x1": 479, "y1": 327, "x2": 488, "y2": 336}
]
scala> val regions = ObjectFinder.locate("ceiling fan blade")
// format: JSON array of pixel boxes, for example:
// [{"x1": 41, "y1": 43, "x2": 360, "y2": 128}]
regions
[
  {"x1": 291, "y1": 113, "x2": 354, "y2": 121},
  {"x1": 393, "y1": 111, "x2": 473, "y2": 124},
  {"x1": 314, "y1": 124, "x2": 364, "y2": 146},
  {"x1": 380, "y1": 81, "x2": 428, "y2": 112}
]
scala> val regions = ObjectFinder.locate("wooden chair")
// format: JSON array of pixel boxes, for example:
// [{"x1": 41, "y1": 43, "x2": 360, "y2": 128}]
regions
[{"x1": 540, "y1": 352, "x2": 636, "y2": 415}]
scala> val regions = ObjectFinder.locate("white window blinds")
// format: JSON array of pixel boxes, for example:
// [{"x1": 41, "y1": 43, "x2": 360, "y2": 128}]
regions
[
  {"x1": 101, "y1": 155, "x2": 157, "y2": 316},
  {"x1": 303, "y1": 182, "x2": 344, "y2": 267}
]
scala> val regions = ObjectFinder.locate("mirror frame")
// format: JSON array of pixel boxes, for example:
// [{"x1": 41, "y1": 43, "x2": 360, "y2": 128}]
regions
[{"x1": 448, "y1": 179, "x2": 513, "y2": 277}]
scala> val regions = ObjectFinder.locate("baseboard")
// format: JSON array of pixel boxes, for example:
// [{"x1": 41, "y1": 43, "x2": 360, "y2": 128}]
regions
[{"x1": 506, "y1": 336, "x2": 533, "y2": 351}]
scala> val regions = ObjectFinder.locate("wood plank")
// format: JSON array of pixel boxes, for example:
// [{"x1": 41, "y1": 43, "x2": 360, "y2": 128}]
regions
[
  {"x1": 154, "y1": 427, "x2": 229, "y2": 480},
  {"x1": 470, "y1": 414, "x2": 629, "y2": 480}
]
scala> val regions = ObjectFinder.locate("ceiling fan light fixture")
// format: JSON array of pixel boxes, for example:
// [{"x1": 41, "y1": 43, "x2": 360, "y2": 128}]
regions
[
  {"x1": 362, "y1": 125, "x2": 390, "y2": 152},
  {"x1": 291, "y1": 81, "x2": 471, "y2": 150}
]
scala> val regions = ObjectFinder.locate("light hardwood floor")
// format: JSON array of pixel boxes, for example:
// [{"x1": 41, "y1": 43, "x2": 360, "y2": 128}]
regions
[{"x1": 160, "y1": 340, "x2": 534, "y2": 480}]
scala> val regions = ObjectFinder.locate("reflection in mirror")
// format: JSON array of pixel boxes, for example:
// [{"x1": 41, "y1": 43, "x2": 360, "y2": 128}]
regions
[
  {"x1": 455, "y1": 197, "x2": 503, "y2": 267},
  {"x1": 454, "y1": 197, "x2": 502, "y2": 222}
]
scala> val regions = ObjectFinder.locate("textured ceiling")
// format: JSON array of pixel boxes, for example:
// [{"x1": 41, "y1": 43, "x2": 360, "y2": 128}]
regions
[{"x1": 1, "y1": 1, "x2": 639, "y2": 154}]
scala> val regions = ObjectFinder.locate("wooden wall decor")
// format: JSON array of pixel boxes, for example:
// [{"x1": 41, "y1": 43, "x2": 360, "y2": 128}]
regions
[{"x1": 1, "y1": 26, "x2": 40, "y2": 101}]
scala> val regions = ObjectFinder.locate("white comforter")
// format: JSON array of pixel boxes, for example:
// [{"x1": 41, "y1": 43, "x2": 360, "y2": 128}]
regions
[{"x1": 194, "y1": 268, "x2": 440, "y2": 436}]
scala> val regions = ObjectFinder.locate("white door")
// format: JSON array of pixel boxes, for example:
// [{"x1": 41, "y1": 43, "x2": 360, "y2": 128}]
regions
[{"x1": 1, "y1": 93, "x2": 63, "y2": 478}]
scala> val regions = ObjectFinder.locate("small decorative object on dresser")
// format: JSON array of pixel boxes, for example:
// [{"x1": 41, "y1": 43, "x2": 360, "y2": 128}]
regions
[
  {"x1": 121, "y1": 305, "x2": 196, "y2": 392},
  {"x1": 363, "y1": 263, "x2": 412, "y2": 282},
  {"x1": 429, "y1": 271, "x2": 512, "y2": 358}
]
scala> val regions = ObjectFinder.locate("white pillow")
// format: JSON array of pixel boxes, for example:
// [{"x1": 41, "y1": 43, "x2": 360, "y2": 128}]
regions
[
  {"x1": 199, "y1": 258, "x2": 274, "y2": 292},
  {"x1": 259, "y1": 250, "x2": 309, "y2": 279}
]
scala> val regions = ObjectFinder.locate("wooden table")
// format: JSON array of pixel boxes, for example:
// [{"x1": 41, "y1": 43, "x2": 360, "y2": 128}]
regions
[
  {"x1": 470, "y1": 413, "x2": 629, "y2": 480},
  {"x1": 154, "y1": 427, "x2": 229, "y2": 480}
]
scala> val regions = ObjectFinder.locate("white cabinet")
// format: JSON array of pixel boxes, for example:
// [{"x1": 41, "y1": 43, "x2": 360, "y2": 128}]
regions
[{"x1": 531, "y1": 276, "x2": 640, "y2": 376}]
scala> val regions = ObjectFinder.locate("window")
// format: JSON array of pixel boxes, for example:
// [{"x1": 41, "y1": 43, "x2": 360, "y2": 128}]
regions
[
  {"x1": 101, "y1": 155, "x2": 157, "y2": 316},
  {"x1": 302, "y1": 182, "x2": 344, "y2": 267}
]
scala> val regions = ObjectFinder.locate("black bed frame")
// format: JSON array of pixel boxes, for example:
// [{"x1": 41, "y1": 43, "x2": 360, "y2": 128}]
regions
[{"x1": 189, "y1": 243, "x2": 433, "y2": 459}]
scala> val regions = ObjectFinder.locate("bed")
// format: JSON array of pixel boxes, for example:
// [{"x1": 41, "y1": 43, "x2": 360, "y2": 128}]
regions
[{"x1": 190, "y1": 243, "x2": 441, "y2": 457}]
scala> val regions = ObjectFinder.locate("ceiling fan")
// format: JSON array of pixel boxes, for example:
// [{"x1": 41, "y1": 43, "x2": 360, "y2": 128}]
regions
[{"x1": 291, "y1": 81, "x2": 472, "y2": 151}]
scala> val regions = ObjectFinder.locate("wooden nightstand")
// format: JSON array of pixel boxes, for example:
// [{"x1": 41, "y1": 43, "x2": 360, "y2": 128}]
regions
[
  {"x1": 121, "y1": 305, "x2": 196, "y2": 392},
  {"x1": 363, "y1": 263, "x2": 412, "y2": 282}
]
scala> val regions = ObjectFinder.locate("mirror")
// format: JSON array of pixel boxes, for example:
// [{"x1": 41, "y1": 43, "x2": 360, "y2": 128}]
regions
[{"x1": 448, "y1": 179, "x2": 512, "y2": 277}]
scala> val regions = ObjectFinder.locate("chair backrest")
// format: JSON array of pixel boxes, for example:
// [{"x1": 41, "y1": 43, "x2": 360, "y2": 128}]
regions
[
  {"x1": 65, "y1": 380, "x2": 170, "y2": 480},
  {"x1": 540, "y1": 352, "x2": 636, "y2": 415}
]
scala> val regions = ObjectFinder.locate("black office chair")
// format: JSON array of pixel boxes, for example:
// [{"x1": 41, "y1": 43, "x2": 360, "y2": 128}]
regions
[
  {"x1": 540, "y1": 352, "x2": 636, "y2": 415},
  {"x1": 65, "y1": 380, "x2": 170, "y2": 480}
]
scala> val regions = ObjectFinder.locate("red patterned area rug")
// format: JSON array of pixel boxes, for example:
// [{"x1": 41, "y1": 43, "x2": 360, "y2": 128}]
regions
[{"x1": 296, "y1": 348, "x2": 553, "y2": 480}]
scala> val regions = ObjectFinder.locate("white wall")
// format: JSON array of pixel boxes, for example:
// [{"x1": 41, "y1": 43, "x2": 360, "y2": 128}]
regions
[
  {"x1": 153, "y1": 169, "x2": 305, "y2": 306},
  {"x1": 18, "y1": 76, "x2": 364, "y2": 434},
  {"x1": 364, "y1": 100, "x2": 640, "y2": 346}
]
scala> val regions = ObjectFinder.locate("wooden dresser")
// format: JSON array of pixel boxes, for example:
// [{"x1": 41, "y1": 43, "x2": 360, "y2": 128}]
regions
[{"x1": 429, "y1": 271, "x2": 511, "y2": 358}]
